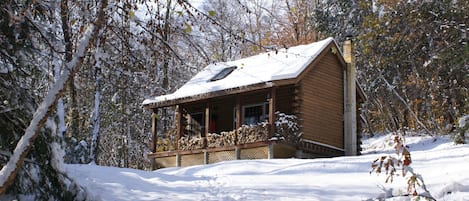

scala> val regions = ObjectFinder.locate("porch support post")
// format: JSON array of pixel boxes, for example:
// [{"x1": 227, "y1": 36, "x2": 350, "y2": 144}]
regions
[
  {"x1": 150, "y1": 108, "x2": 158, "y2": 170},
  {"x1": 176, "y1": 153, "x2": 181, "y2": 167},
  {"x1": 268, "y1": 143, "x2": 274, "y2": 159},
  {"x1": 204, "y1": 102, "x2": 210, "y2": 148},
  {"x1": 175, "y1": 105, "x2": 182, "y2": 150},
  {"x1": 235, "y1": 95, "x2": 241, "y2": 145},
  {"x1": 268, "y1": 87, "x2": 277, "y2": 138},
  {"x1": 203, "y1": 150, "x2": 209, "y2": 164}
]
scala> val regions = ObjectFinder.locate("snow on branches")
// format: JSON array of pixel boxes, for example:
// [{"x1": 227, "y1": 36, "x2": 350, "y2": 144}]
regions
[
  {"x1": 369, "y1": 133, "x2": 433, "y2": 199},
  {"x1": 272, "y1": 112, "x2": 302, "y2": 144},
  {"x1": 370, "y1": 134, "x2": 411, "y2": 182},
  {"x1": 370, "y1": 155, "x2": 397, "y2": 183}
]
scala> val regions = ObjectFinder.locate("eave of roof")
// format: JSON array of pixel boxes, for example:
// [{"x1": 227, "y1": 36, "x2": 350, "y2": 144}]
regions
[{"x1": 143, "y1": 81, "x2": 282, "y2": 109}]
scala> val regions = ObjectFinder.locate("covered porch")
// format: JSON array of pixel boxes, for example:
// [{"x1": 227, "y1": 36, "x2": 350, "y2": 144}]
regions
[{"x1": 147, "y1": 85, "x2": 303, "y2": 169}]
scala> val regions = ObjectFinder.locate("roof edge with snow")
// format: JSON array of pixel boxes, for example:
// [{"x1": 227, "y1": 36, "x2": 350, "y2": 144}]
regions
[{"x1": 143, "y1": 37, "x2": 343, "y2": 109}]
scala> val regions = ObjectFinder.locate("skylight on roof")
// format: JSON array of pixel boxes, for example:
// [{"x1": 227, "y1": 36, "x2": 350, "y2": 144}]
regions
[{"x1": 209, "y1": 66, "x2": 237, "y2": 82}]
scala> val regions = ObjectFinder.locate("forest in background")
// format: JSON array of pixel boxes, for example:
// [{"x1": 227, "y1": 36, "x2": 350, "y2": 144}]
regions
[{"x1": 0, "y1": 0, "x2": 467, "y2": 199}]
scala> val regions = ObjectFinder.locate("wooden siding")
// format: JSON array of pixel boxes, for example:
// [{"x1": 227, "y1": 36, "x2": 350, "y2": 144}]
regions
[
  {"x1": 272, "y1": 143, "x2": 296, "y2": 158},
  {"x1": 240, "y1": 90, "x2": 268, "y2": 105},
  {"x1": 299, "y1": 51, "x2": 344, "y2": 149},
  {"x1": 275, "y1": 85, "x2": 295, "y2": 114}
]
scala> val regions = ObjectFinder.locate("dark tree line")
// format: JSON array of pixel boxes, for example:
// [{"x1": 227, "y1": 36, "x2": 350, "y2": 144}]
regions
[{"x1": 314, "y1": 0, "x2": 468, "y2": 135}]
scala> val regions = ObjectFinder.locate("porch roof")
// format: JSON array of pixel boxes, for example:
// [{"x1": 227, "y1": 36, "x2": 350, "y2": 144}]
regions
[{"x1": 143, "y1": 37, "x2": 337, "y2": 109}]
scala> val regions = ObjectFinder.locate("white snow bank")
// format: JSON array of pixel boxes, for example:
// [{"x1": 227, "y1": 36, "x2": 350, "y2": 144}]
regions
[{"x1": 66, "y1": 134, "x2": 469, "y2": 201}]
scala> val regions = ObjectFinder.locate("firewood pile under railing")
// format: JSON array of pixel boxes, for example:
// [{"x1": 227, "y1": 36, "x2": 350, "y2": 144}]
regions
[
  {"x1": 206, "y1": 131, "x2": 236, "y2": 148},
  {"x1": 236, "y1": 123, "x2": 270, "y2": 144},
  {"x1": 177, "y1": 123, "x2": 270, "y2": 151},
  {"x1": 162, "y1": 113, "x2": 301, "y2": 152}
]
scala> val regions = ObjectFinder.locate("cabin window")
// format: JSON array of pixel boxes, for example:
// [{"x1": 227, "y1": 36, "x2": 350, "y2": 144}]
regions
[
  {"x1": 210, "y1": 66, "x2": 236, "y2": 81},
  {"x1": 242, "y1": 103, "x2": 269, "y2": 125}
]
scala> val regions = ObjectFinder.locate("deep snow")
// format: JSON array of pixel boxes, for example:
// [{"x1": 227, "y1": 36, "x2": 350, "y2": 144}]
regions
[{"x1": 66, "y1": 134, "x2": 469, "y2": 201}]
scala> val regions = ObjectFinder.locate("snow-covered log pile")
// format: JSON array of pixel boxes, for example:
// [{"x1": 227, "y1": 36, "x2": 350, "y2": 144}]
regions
[
  {"x1": 178, "y1": 137, "x2": 204, "y2": 151},
  {"x1": 165, "y1": 113, "x2": 302, "y2": 151},
  {"x1": 178, "y1": 123, "x2": 270, "y2": 150},
  {"x1": 236, "y1": 123, "x2": 270, "y2": 144},
  {"x1": 206, "y1": 131, "x2": 236, "y2": 148},
  {"x1": 274, "y1": 112, "x2": 302, "y2": 145}
]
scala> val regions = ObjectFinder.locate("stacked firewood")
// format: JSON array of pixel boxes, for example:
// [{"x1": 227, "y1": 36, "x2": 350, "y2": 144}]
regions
[
  {"x1": 178, "y1": 136, "x2": 204, "y2": 151},
  {"x1": 237, "y1": 123, "x2": 270, "y2": 144},
  {"x1": 206, "y1": 131, "x2": 237, "y2": 148},
  {"x1": 178, "y1": 123, "x2": 271, "y2": 150}
]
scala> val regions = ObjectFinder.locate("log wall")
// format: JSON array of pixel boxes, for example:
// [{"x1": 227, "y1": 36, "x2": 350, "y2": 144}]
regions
[
  {"x1": 299, "y1": 50, "x2": 345, "y2": 149},
  {"x1": 275, "y1": 85, "x2": 295, "y2": 114}
]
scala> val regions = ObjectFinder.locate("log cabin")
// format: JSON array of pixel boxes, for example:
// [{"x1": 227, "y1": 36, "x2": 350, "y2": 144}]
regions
[{"x1": 143, "y1": 37, "x2": 366, "y2": 169}]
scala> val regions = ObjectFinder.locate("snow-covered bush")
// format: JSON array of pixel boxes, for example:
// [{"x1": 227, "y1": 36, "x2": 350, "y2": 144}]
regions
[
  {"x1": 453, "y1": 115, "x2": 468, "y2": 144},
  {"x1": 273, "y1": 112, "x2": 302, "y2": 145},
  {"x1": 369, "y1": 133, "x2": 434, "y2": 200},
  {"x1": 65, "y1": 137, "x2": 90, "y2": 164}
]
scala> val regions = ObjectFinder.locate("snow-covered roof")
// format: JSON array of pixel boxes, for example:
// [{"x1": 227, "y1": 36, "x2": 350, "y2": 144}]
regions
[{"x1": 143, "y1": 37, "x2": 338, "y2": 108}]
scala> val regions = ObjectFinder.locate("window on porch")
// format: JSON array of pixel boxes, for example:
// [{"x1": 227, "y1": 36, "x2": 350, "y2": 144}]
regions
[{"x1": 242, "y1": 103, "x2": 269, "y2": 125}]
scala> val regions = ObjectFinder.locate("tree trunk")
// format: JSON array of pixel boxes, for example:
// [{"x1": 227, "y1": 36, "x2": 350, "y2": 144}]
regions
[
  {"x1": 54, "y1": 52, "x2": 66, "y2": 139},
  {"x1": 380, "y1": 76, "x2": 431, "y2": 134},
  {"x1": 90, "y1": 44, "x2": 103, "y2": 164},
  {"x1": 161, "y1": 0, "x2": 172, "y2": 135},
  {"x1": 61, "y1": 0, "x2": 79, "y2": 139}
]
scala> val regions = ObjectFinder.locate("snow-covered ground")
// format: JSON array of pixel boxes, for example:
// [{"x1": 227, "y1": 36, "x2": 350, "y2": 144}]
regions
[{"x1": 66, "y1": 134, "x2": 469, "y2": 201}]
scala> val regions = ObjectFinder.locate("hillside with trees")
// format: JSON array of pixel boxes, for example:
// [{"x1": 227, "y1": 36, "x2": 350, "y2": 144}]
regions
[
  {"x1": 0, "y1": 0, "x2": 467, "y2": 199},
  {"x1": 315, "y1": 0, "x2": 467, "y2": 135}
]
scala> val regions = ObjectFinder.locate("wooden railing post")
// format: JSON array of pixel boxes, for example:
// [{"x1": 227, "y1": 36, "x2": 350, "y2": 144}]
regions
[
  {"x1": 204, "y1": 150, "x2": 209, "y2": 164},
  {"x1": 175, "y1": 105, "x2": 182, "y2": 150},
  {"x1": 150, "y1": 108, "x2": 158, "y2": 170},
  {"x1": 268, "y1": 143, "x2": 274, "y2": 159},
  {"x1": 268, "y1": 87, "x2": 277, "y2": 138},
  {"x1": 204, "y1": 102, "x2": 210, "y2": 148},
  {"x1": 235, "y1": 95, "x2": 241, "y2": 145},
  {"x1": 176, "y1": 153, "x2": 181, "y2": 167}
]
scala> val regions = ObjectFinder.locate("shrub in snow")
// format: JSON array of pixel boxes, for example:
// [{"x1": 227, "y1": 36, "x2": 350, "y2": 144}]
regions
[
  {"x1": 369, "y1": 133, "x2": 435, "y2": 200},
  {"x1": 452, "y1": 115, "x2": 468, "y2": 144},
  {"x1": 272, "y1": 112, "x2": 302, "y2": 145},
  {"x1": 65, "y1": 137, "x2": 90, "y2": 164}
]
